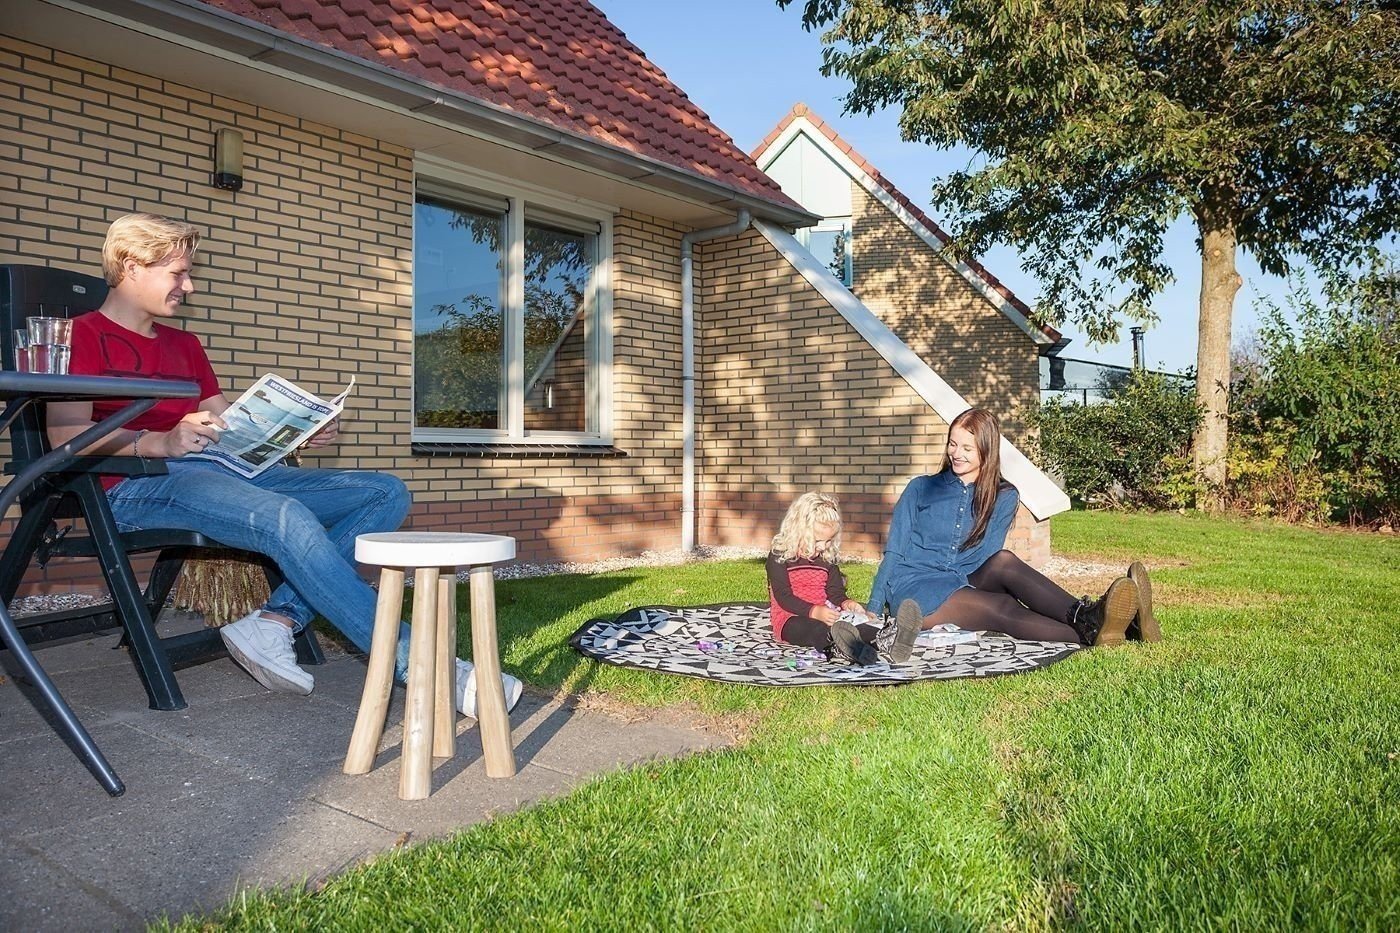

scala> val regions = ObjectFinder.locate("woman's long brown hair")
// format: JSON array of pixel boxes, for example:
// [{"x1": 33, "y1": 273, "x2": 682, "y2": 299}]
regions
[{"x1": 940, "y1": 408, "x2": 1009, "y2": 550}]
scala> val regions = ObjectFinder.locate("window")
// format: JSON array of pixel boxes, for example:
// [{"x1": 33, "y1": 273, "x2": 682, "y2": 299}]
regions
[
  {"x1": 412, "y1": 177, "x2": 611, "y2": 445},
  {"x1": 797, "y1": 220, "x2": 852, "y2": 286}
]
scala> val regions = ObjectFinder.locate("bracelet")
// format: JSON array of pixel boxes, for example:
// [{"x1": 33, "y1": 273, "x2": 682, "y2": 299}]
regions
[{"x1": 133, "y1": 429, "x2": 148, "y2": 457}]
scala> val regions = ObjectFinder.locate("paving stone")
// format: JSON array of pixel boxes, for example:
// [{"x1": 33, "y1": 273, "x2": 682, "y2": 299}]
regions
[
  {"x1": 4, "y1": 629, "x2": 132, "y2": 675},
  {"x1": 0, "y1": 628, "x2": 731, "y2": 930},
  {"x1": 513, "y1": 698, "x2": 728, "y2": 776},
  {"x1": 31, "y1": 783, "x2": 400, "y2": 925},
  {"x1": 0, "y1": 841, "x2": 144, "y2": 932},
  {"x1": 0, "y1": 718, "x2": 253, "y2": 838}
]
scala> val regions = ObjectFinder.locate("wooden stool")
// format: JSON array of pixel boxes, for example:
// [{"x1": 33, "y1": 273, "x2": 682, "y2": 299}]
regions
[{"x1": 344, "y1": 532, "x2": 517, "y2": 800}]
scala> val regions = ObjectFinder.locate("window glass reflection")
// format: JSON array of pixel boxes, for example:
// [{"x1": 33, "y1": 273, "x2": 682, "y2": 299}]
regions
[
  {"x1": 523, "y1": 222, "x2": 592, "y2": 433},
  {"x1": 414, "y1": 197, "x2": 505, "y2": 430}
]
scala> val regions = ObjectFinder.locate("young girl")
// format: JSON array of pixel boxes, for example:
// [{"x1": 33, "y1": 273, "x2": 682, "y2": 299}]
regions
[
  {"x1": 767, "y1": 492, "x2": 922, "y2": 665},
  {"x1": 867, "y1": 408, "x2": 1157, "y2": 646}
]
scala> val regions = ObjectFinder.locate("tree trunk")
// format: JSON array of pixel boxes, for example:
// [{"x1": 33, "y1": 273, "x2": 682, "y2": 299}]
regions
[{"x1": 1193, "y1": 221, "x2": 1242, "y2": 509}]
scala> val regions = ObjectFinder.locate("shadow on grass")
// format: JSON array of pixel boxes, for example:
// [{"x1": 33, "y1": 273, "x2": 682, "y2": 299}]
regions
[
  {"x1": 454, "y1": 573, "x2": 643, "y2": 768},
  {"x1": 489, "y1": 572, "x2": 641, "y2": 678}
]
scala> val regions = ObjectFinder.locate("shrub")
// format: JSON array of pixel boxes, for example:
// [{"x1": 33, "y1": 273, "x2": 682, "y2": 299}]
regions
[
  {"x1": 1225, "y1": 421, "x2": 1332, "y2": 523},
  {"x1": 1028, "y1": 371, "x2": 1203, "y2": 509},
  {"x1": 1228, "y1": 266, "x2": 1400, "y2": 527}
]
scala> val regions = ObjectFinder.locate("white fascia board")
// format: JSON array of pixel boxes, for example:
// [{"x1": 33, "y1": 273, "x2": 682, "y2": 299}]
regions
[
  {"x1": 757, "y1": 119, "x2": 1053, "y2": 347},
  {"x1": 754, "y1": 220, "x2": 1070, "y2": 520}
]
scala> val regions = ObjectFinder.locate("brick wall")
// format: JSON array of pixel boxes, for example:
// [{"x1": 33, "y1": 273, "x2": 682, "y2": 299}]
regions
[
  {"x1": 849, "y1": 183, "x2": 1039, "y2": 442},
  {"x1": 0, "y1": 36, "x2": 690, "y2": 594},
  {"x1": 695, "y1": 228, "x2": 1050, "y2": 570}
]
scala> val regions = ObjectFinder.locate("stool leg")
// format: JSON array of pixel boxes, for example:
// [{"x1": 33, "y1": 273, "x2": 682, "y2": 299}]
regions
[
  {"x1": 401, "y1": 566, "x2": 439, "y2": 800},
  {"x1": 344, "y1": 567, "x2": 405, "y2": 775},
  {"x1": 469, "y1": 563, "x2": 517, "y2": 778},
  {"x1": 432, "y1": 568, "x2": 457, "y2": 759}
]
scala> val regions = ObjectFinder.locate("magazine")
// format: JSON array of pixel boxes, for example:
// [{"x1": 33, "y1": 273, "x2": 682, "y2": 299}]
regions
[
  {"x1": 189, "y1": 373, "x2": 354, "y2": 478},
  {"x1": 915, "y1": 623, "x2": 979, "y2": 648}
]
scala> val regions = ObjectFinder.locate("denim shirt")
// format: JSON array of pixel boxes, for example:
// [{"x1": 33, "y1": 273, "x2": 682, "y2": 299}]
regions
[{"x1": 865, "y1": 470, "x2": 1019, "y2": 616}]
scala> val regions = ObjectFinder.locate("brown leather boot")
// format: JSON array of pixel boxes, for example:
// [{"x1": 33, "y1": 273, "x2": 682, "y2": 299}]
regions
[
  {"x1": 1127, "y1": 561, "x2": 1161, "y2": 642},
  {"x1": 1070, "y1": 577, "x2": 1139, "y2": 647}
]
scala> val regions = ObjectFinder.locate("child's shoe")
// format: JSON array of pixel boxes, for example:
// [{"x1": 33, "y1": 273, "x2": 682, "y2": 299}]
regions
[{"x1": 829, "y1": 616, "x2": 878, "y2": 666}]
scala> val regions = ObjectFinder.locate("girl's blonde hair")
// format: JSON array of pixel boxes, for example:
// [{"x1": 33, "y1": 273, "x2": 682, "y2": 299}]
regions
[
  {"x1": 770, "y1": 491, "x2": 843, "y2": 563},
  {"x1": 101, "y1": 213, "x2": 200, "y2": 286}
]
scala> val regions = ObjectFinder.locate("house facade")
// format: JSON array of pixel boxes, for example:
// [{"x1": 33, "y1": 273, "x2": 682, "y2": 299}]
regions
[
  {"x1": 1, "y1": 0, "x2": 1067, "y2": 598},
  {"x1": 754, "y1": 104, "x2": 1066, "y2": 443}
]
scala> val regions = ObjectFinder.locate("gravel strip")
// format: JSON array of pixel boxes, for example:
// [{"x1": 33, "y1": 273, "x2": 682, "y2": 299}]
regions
[
  {"x1": 451, "y1": 548, "x2": 1121, "y2": 584},
  {"x1": 1039, "y1": 555, "x2": 1126, "y2": 578},
  {"x1": 9, "y1": 592, "x2": 112, "y2": 616},
  {"x1": 489, "y1": 545, "x2": 772, "y2": 581}
]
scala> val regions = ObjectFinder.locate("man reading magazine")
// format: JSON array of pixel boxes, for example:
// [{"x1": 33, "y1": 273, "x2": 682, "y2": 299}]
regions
[{"x1": 46, "y1": 213, "x2": 521, "y2": 713}]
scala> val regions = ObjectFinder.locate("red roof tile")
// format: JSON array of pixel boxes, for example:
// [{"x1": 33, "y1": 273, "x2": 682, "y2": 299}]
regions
[
  {"x1": 197, "y1": 0, "x2": 801, "y2": 212},
  {"x1": 754, "y1": 104, "x2": 1059, "y2": 342}
]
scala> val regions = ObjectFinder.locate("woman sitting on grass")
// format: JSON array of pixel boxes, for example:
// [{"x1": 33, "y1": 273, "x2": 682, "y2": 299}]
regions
[
  {"x1": 766, "y1": 491, "x2": 922, "y2": 666},
  {"x1": 867, "y1": 408, "x2": 1160, "y2": 647}
]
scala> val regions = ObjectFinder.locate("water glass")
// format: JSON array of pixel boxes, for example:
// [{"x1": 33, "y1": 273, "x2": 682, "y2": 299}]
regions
[
  {"x1": 12, "y1": 328, "x2": 32, "y2": 372},
  {"x1": 26, "y1": 343, "x2": 72, "y2": 374},
  {"x1": 24, "y1": 316, "x2": 73, "y2": 374},
  {"x1": 27, "y1": 316, "x2": 73, "y2": 346}
]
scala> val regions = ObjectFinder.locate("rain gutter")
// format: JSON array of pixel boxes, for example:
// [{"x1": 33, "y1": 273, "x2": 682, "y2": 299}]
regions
[{"x1": 679, "y1": 209, "x2": 751, "y2": 553}]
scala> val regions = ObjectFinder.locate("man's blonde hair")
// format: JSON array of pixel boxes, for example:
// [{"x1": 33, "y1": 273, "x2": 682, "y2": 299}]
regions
[
  {"x1": 770, "y1": 491, "x2": 843, "y2": 563},
  {"x1": 101, "y1": 213, "x2": 200, "y2": 286}
]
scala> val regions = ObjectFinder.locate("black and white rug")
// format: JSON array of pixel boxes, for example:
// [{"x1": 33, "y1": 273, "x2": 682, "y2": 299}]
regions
[{"x1": 570, "y1": 603, "x2": 1080, "y2": 686}]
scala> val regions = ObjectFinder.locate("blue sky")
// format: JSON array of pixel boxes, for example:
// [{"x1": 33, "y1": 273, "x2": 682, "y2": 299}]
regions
[{"x1": 597, "y1": 0, "x2": 1312, "y2": 374}]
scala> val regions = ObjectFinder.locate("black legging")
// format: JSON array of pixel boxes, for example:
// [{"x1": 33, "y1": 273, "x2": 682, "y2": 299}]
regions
[
  {"x1": 780, "y1": 616, "x2": 878, "y2": 649},
  {"x1": 924, "y1": 550, "x2": 1082, "y2": 643}
]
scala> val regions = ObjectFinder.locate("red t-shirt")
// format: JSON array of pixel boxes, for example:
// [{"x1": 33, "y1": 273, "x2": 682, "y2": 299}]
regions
[{"x1": 67, "y1": 310, "x2": 222, "y2": 488}]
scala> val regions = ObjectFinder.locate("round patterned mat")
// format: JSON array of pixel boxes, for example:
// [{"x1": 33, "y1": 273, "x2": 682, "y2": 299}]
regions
[{"x1": 570, "y1": 603, "x2": 1080, "y2": 686}]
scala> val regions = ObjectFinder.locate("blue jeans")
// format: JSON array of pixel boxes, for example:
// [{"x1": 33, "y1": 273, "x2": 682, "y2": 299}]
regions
[{"x1": 108, "y1": 459, "x2": 417, "y2": 679}]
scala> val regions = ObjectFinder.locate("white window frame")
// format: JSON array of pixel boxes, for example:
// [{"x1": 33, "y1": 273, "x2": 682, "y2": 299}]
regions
[
  {"x1": 412, "y1": 157, "x2": 614, "y2": 446},
  {"x1": 798, "y1": 218, "x2": 853, "y2": 286}
]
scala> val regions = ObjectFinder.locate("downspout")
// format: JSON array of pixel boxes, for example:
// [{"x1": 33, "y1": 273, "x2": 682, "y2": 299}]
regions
[{"x1": 679, "y1": 209, "x2": 751, "y2": 553}]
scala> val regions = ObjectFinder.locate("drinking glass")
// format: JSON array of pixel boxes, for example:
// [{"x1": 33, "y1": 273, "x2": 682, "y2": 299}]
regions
[
  {"x1": 27, "y1": 317, "x2": 73, "y2": 346},
  {"x1": 26, "y1": 344, "x2": 72, "y2": 374},
  {"x1": 12, "y1": 329, "x2": 32, "y2": 372}
]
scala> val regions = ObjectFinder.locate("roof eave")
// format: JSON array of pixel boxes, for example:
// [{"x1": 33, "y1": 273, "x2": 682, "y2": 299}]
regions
[{"x1": 62, "y1": 0, "x2": 821, "y2": 229}]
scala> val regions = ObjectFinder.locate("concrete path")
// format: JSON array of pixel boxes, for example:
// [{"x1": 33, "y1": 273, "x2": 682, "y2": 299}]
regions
[{"x1": 0, "y1": 619, "x2": 728, "y2": 930}]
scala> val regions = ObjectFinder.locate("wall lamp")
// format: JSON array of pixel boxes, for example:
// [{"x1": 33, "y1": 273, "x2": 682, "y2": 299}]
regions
[{"x1": 213, "y1": 128, "x2": 244, "y2": 192}]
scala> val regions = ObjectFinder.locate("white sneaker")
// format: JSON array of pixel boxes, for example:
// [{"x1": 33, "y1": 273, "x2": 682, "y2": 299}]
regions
[
  {"x1": 220, "y1": 610, "x2": 314, "y2": 695},
  {"x1": 454, "y1": 658, "x2": 522, "y2": 718}
]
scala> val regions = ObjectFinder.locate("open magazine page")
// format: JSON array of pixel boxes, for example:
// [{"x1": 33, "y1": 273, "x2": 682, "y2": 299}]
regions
[{"x1": 189, "y1": 373, "x2": 354, "y2": 478}]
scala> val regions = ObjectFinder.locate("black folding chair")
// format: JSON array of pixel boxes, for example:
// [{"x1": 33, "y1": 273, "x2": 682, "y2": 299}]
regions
[{"x1": 0, "y1": 263, "x2": 323, "y2": 711}]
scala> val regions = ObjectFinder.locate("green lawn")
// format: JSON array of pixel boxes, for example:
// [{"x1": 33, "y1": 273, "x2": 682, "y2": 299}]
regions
[{"x1": 169, "y1": 511, "x2": 1399, "y2": 930}]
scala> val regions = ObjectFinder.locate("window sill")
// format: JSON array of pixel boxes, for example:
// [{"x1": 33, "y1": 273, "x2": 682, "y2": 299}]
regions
[{"x1": 411, "y1": 442, "x2": 626, "y2": 458}]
